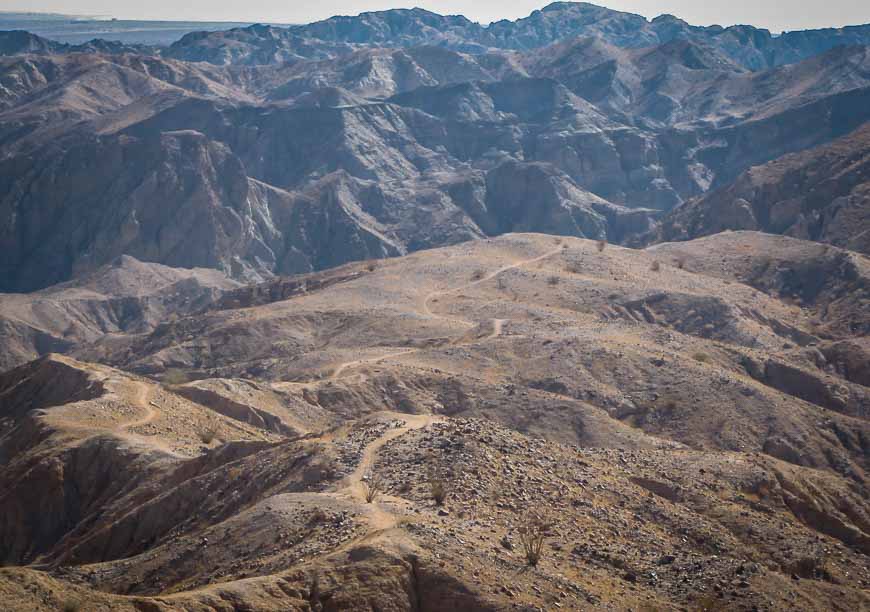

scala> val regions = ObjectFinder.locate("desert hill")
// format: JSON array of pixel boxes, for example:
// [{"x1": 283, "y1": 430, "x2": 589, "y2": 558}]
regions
[
  {"x1": 61, "y1": 233, "x2": 868, "y2": 478},
  {"x1": 0, "y1": 255, "x2": 239, "y2": 372},
  {"x1": 1, "y1": 354, "x2": 869, "y2": 610},
  {"x1": 1, "y1": 232, "x2": 868, "y2": 609}
]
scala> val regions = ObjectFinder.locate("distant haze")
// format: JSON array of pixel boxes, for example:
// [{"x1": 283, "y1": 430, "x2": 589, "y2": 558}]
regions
[{"x1": 1, "y1": 1, "x2": 869, "y2": 33}]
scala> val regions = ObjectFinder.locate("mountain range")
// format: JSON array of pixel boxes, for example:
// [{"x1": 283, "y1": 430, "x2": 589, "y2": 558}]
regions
[
  {"x1": 0, "y1": 2, "x2": 869, "y2": 293},
  {"x1": 1, "y1": 4, "x2": 870, "y2": 610}
]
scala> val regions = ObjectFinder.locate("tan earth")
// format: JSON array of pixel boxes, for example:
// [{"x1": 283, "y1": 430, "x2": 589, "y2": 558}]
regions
[{"x1": 1, "y1": 232, "x2": 868, "y2": 610}]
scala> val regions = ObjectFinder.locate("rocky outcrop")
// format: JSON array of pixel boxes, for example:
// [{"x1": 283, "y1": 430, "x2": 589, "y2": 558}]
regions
[
  {"x1": 653, "y1": 121, "x2": 870, "y2": 255},
  {"x1": 630, "y1": 476, "x2": 683, "y2": 502},
  {"x1": 0, "y1": 256, "x2": 238, "y2": 372}
]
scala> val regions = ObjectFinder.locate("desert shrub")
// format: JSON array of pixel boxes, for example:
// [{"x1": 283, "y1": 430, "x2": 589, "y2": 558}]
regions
[
  {"x1": 650, "y1": 260, "x2": 661, "y2": 272},
  {"x1": 471, "y1": 269, "x2": 485, "y2": 281},
  {"x1": 308, "y1": 508, "x2": 329, "y2": 526},
  {"x1": 308, "y1": 571, "x2": 322, "y2": 607},
  {"x1": 674, "y1": 257, "x2": 686, "y2": 270},
  {"x1": 547, "y1": 275, "x2": 560, "y2": 286},
  {"x1": 566, "y1": 261, "x2": 582, "y2": 274},
  {"x1": 517, "y1": 512, "x2": 550, "y2": 566},
  {"x1": 427, "y1": 466, "x2": 450, "y2": 505},
  {"x1": 787, "y1": 555, "x2": 833, "y2": 581},
  {"x1": 198, "y1": 426, "x2": 218, "y2": 445},
  {"x1": 694, "y1": 593, "x2": 728, "y2": 611},
  {"x1": 596, "y1": 239, "x2": 607, "y2": 253},
  {"x1": 163, "y1": 368, "x2": 190, "y2": 385},
  {"x1": 366, "y1": 261, "x2": 378, "y2": 272},
  {"x1": 62, "y1": 602, "x2": 81, "y2": 612},
  {"x1": 363, "y1": 471, "x2": 384, "y2": 503},
  {"x1": 430, "y1": 479, "x2": 448, "y2": 505},
  {"x1": 692, "y1": 352, "x2": 711, "y2": 364}
]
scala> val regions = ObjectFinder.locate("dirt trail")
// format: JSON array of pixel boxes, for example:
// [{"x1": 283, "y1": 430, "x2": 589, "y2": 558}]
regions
[
  {"x1": 336, "y1": 413, "x2": 441, "y2": 534},
  {"x1": 122, "y1": 382, "x2": 158, "y2": 431},
  {"x1": 328, "y1": 247, "x2": 560, "y2": 380},
  {"x1": 116, "y1": 383, "x2": 186, "y2": 457},
  {"x1": 421, "y1": 247, "x2": 562, "y2": 322},
  {"x1": 158, "y1": 414, "x2": 441, "y2": 604},
  {"x1": 329, "y1": 349, "x2": 418, "y2": 380},
  {"x1": 488, "y1": 318, "x2": 506, "y2": 340}
]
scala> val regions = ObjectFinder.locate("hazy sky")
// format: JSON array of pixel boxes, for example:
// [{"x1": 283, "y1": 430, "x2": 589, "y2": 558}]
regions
[{"x1": 2, "y1": 1, "x2": 869, "y2": 32}]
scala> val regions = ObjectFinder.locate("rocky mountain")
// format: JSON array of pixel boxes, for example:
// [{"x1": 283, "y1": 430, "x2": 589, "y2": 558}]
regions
[
  {"x1": 7, "y1": 4, "x2": 870, "y2": 71},
  {"x1": 0, "y1": 29, "x2": 156, "y2": 57},
  {"x1": 162, "y1": 3, "x2": 870, "y2": 70},
  {"x1": 650, "y1": 120, "x2": 870, "y2": 254},
  {"x1": 1, "y1": 14, "x2": 869, "y2": 291}
]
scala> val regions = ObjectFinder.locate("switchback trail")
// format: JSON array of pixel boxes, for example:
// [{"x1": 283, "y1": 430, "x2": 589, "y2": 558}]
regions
[
  {"x1": 422, "y1": 246, "x2": 563, "y2": 323},
  {"x1": 122, "y1": 382, "x2": 158, "y2": 431},
  {"x1": 331, "y1": 413, "x2": 442, "y2": 538},
  {"x1": 328, "y1": 247, "x2": 562, "y2": 380}
]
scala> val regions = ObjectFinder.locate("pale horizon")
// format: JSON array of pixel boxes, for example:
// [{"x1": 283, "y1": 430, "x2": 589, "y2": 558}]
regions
[{"x1": 1, "y1": 1, "x2": 869, "y2": 33}]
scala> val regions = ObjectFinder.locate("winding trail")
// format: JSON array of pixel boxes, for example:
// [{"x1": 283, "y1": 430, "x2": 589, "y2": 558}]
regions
[
  {"x1": 320, "y1": 413, "x2": 443, "y2": 542},
  {"x1": 158, "y1": 413, "x2": 443, "y2": 604},
  {"x1": 328, "y1": 349, "x2": 418, "y2": 380},
  {"x1": 328, "y1": 247, "x2": 562, "y2": 380},
  {"x1": 117, "y1": 382, "x2": 186, "y2": 458},
  {"x1": 421, "y1": 247, "x2": 563, "y2": 322},
  {"x1": 122, "y1": 382, "x2": 158, "y2": 431}
]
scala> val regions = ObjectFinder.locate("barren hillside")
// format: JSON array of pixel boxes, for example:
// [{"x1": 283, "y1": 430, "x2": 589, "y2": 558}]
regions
[{"x1": 1, "y1": 232, "x2": 868, "y2": 610}]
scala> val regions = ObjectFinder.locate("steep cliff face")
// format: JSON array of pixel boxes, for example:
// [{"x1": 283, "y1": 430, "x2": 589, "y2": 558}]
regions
[
  {"x1": 0, "y1": 127, "x2": 423, "y2": 293},
  {"x1": 0, "y1": 255, "x2": 239, "y2": 372},
  {"x1": 0, "y1": 131, "x2": 260, "y2": 291},
  {"x1": 652, "y1": 121, "x2": 870, "y2": 254},
  {"x1": 0, "y1": 4, "x2": 868, "y2": 293}
]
